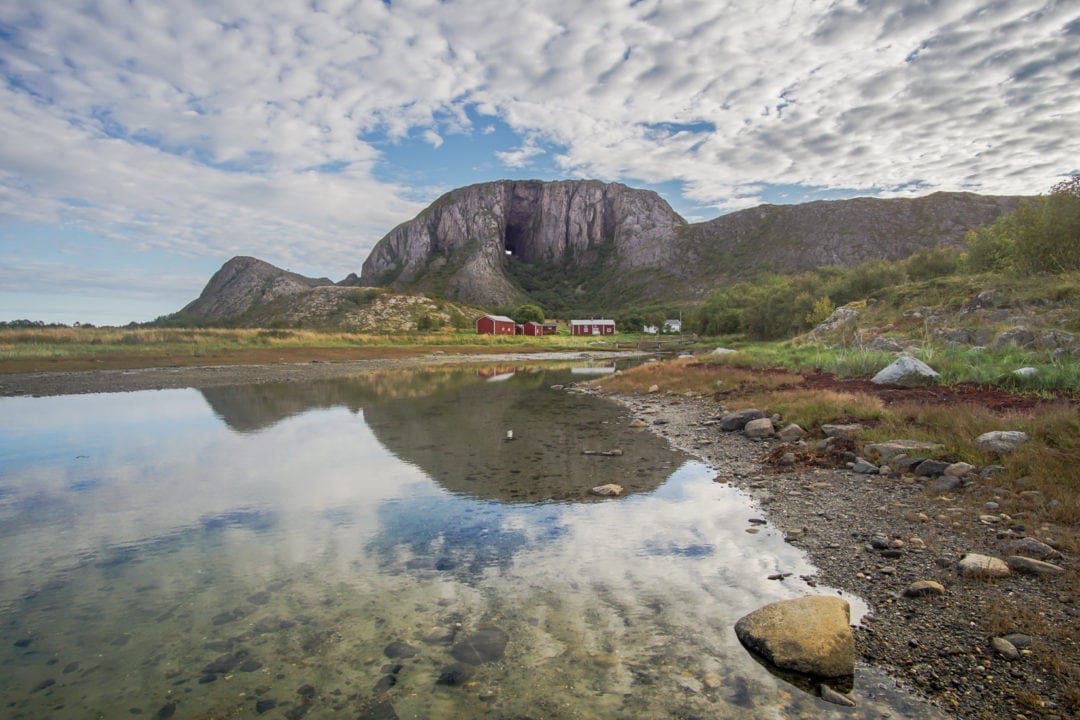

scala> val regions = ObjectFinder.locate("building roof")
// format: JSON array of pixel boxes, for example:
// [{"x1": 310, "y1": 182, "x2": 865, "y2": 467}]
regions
[
  {"x1": 480, "y1": 314, "x2": 514, "y2": 323},
  {"x1": 570, "y1": 318, "x2": 615, "y2": 325}
]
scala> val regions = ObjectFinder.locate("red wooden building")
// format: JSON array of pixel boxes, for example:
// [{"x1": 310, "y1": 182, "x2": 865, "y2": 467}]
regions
[
  {"x1": 522, "y1": 321, "x2": 544, "y2": 336},
  {"x1": 570, "y1": 319, "x2": 616, "y2": 336},
  {"x1": 476, "y1": 314, "x2": 515, "y2": 335}
]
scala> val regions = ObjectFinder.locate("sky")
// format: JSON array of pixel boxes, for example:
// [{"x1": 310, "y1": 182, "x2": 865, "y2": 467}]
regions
[{"x1": 1, "y1": 0, "x2": 1077, "y2": 325}]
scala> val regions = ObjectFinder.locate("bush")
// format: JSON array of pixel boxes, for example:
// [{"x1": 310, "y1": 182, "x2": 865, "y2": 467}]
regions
[{"x1": 906, "y1": 247, "x2": 961, "y2": 280}]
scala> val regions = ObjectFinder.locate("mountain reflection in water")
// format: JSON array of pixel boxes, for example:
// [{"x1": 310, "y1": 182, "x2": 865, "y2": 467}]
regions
[{"x1": 200, "y1": 366, "x2": 679, "y2": 503}]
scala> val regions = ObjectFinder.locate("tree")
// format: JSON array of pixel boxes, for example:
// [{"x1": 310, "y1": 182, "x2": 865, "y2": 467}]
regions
[{"x1": 510, "y1": 304, "x2": 545, "y2": 324}]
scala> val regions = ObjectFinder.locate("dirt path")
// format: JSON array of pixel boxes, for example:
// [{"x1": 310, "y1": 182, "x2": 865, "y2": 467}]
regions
[{"x1": 580, "y1": 387, "x2": 1077, "y2": 720}]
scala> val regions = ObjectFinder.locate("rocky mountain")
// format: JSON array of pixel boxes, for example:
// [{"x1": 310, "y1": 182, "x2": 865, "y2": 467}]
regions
[
  {"x1": 171, "y1": 256, "x2": 474, "y2": 330},
  {"x1": 173, "y1": 181, "x2": 1028, "y2": 326},
  {"x1": 360, "y1": 180, "x2": 1024, "y2": 311},
  {"x1": 360, "y1": 180, "x2": 685, "y2": 306}
]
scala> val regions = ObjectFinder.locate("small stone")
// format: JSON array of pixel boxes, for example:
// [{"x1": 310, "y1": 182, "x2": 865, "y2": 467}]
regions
[
  {"x1": 702, "y1": 672, "x2": 723, "y2": 689},
  {"x1": 777, "y1": 423, "x2": 806, "y2": 442},
  {"x1": 647, "y1": 384, "x2": 660, "y2": 393},
  {"x1": 958, "y1": 553, "x2": 1010, "y2": 578},
  {"x1": 1013, "y1": 367, "x2": 1039, "y2": 378},
  {"x1": 1006, "y1": 555, "x2": 1065, "y2": 576},
  {"x1": 991, "y1": 637, "x2": 1020, "y2": 660},
  {"x1": 889, "y1": 538, "x2": 905, "y2": 548},
  {"x1": 423, "y1": 627, "x2": 456, "y2": 645},
  {"x1": 1007, "y1": 537, "x2": 1063, "y2": 561},
  {"x1": 821, "y1": 423, "x2": 863, "y2": 439},
  {"x1": 719, "y1": 409, "x2": 766, "y2": 431},
  {"x1": 914, "y1": 459, "x2": 950, "y2": 477},
  {"x1": 255, "y1": 699, "x2": 277, "y2": 714},
  {"x1": 870, "y1": 535, "x2": 890, "y2": 550},
  {"x1": 1002, "y1": 633, "x2": 1033, "y2": 649},
  {"x1": 589, "y1": 484, "x2": 623, "y2": 497},
  {"x1": 450, "y1": 626, "x2": 508, "y2": 664},
  {"x1": 629, "y1": 419, "x2": 648, "y2": 428},
  {"x1": 435, "y1": 663, "x2": 475, "y2": 686},
  {"x1": 930, "y1": 475, "x2": 963, "y2": 492},
  {"x1": 979, "y1": 514, "x2": 1001, "y2": 524},
  {"x1": 850, "y1": 458, "x2": 879, "y2": 474},
  {"x1": 820, "y1": 684, "x2": 857, "y2": 707},
  {"x1": 984, "y1": 501, "x2": 1000, "y2": 512},
  {"x1": 383, "y1": 641, "x2": 420, "y2": 659},
  {"x1": 903, "y1": 580, "x2": 946, "y2": 597},
  {"x1": 945, "y1": 462, "x2": 975, "y2": 477}
]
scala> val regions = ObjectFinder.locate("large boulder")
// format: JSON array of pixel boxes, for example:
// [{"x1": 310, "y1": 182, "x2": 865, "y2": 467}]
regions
[
  {"x1": 734, "y1": 596, "x2": 854, "y2": 678},
  {"x1": 719, "y1": 409, "x2": 766, "y2": 431},
  {"x1": 973, "y1": 431, "x2": 1028, "y2": 454},
  {"x1": 870, "y1": 356, "x2": 940, "y2": 386}
]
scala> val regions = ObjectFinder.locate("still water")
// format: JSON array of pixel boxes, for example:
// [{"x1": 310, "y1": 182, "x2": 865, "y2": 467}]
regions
[{"x1": 0, "y1": 366, "x2": 943, "y2": 719}]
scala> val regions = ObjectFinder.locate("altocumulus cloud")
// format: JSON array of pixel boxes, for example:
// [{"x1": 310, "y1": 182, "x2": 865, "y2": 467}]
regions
[{"x1": 0, "y1": 0, "x2": 1077, "y2": 291}]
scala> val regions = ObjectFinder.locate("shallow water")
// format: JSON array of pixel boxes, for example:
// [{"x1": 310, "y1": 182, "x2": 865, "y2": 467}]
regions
[{"x1": 0, "y1": 365, "x2": 944, "y2": 718}]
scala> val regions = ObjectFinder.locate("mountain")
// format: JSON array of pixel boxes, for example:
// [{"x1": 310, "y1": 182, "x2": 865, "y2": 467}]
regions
[
  {"x1": 171, "y1": 181, "x2": 1028, "y2": 326},
  {"x1": 360, "y1": 179, "x2": 684, "y2": 307},
  {"x1": 360, "y1": 180, "x2": 1024, "y2": 311},
  {"x1": 169, "y1": 256, "x2": 475, "y2": 330}
]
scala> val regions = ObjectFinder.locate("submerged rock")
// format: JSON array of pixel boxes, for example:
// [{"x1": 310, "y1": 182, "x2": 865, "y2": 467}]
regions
[
  {"x1": 734, "y1": 596, "x2": 854, "y2": 678},
  {"x1": 435, "y1": 663, "x2": 476, "y2": 686},
  {"x1": 450, "y1": 626, "x2": 508, "y2": 664},
  {"x1": 383, "y1": 641, "x2": 420, "y2": 659}
]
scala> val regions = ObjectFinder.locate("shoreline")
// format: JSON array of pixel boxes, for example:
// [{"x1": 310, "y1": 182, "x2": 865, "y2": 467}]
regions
[{"x1": 581, "y1": 386, "x2": 1076, "y2": 720}]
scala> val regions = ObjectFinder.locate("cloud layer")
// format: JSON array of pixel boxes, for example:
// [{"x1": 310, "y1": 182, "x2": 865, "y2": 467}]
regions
[{"x1": 1, "y1": 0, "x2": 1077, "y2": 298}]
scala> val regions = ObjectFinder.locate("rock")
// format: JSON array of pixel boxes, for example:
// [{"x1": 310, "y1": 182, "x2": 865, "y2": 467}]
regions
[
  {"x1": 914, "y1": 459, "x2": 950, "y2": 477},
  {"x1": 944, "y1": 462, "x2": 975, "y2": 477},
  {"x1": 629, "y1": 419, "x2": 648, "y2": 428},
  {"x1": 710, "y1": 347, "x2": 737, "y2": 355},
  {"x1": 450, "y1": 626, "x2": 508, "y2": 664},
  {"x1": 870, "y1": 356, "x2": 940, "y2": 386},
  {"x1": 777, "y1": 423, "x2": 806, "y2": 442},
  {"x1": 435, "y1": 663, "x2": 475, "y2": 686},
  {"x1": 821, "y1": 423, "x2": 863, "y2": 439},
  {"x1": 864, "y1": 440, "x2": 943, "y2": 462},
  {"x1": 808, "y1": 306, "x2": 859, "y2": 339},
  {"x1": 423, "y1": 627, "x2": 457, "y2": 645},
  {"x1": 719, "y1": 409, "x2": 766, "y2": 431},
  {"x1": 991, "y1": 326, "x2": 1035, "y2": 350},
  {"x1": 974, "y1": 431, "x2": 1028, "y2": 453},
  {"x1": 929, "y1": 475, "x2": 963, "y2": 492},
  {"x1": 589, "y1": 484, "x2": 623, "y2": 497},
  {"x1": 820, "y1": 684, "x2": 857, "y2": 707},
  {"x1": 383, "y1": 641, "x2": 420, "y2": 659},
  {"x1": 991, "y1": 637, "x2": 1020, "y2": 660},
  {"x1": 357, "y1": 701, "x2": 399, "y2": 720},
  {"x1": 1007, "y1": 537, "x2": 1064, "y2": 562},
  {"x1": 866, "y1": 336, "x2": 904, "y2": 352},
  {"x1": 1006, "y1": 555, "x2": 1065, "y2": 576},
  {"x1": 744, "y1": 417, "x2": 775, "y2": 438},
  {"x1": 903, "y1": 580, "x2": 946, "y2": 598},
  {"x1": 702, "y1": 672, "x2": 724, "y2": 689},
  {"x1": 647, "y1": 384, "x2": 660, "y2": 393},
  {"x1": 870, "y1": 535, "x2": 890, "y2": 550},
  {"x1": 1002, "y1": 632, "x2": 1034, "y2": 649},
  {"x1": 850, "y1": 458, "x2": 879, "y2": 474},
  {"x1": 734, "y1": 596, "x2": 855, "y2": 678},
  {"x1": 957, "y1": 553, "x2": 1010, "y2": 578},
  {"x1": 1013, "y1": 366, "x2": 1039, "y2": 378},
  {"x1": 980, "y1": 464, "x2": 1007, "y2": 478}
]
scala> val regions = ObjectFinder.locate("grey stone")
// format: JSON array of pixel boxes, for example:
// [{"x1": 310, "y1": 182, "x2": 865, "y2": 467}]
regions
[
  {"x1": 744, "y1": 417, "x2": 775, "y2": 438},
  {"x1": 820, "y1": 684, "x2": 857, "y2": 707},
  {"x1": 850, "y1": 458, "x2": 879, "y2": 474},
  {"x1": 957, "y1": 553, "x2": 1010, "y2": 578},
  {"x1": 710, "y1": 347, "x2": 737, "y2": 355},
  {"x1": 1006, "y1": 555, "x2": 1065, "y2": 576},
  {"x1": 1007, "y1": 537, "x2": 1064, "y2": 561},
  {"x1": 719, "y1": 409, "x2": 766, "y2": 431},
  {"x1": 980, "y1": 464, "x2": 1007, "y2": 478},
  {"x1": 991, "y1": 326, "x2": 1035, "y2": 350},
  {"x1": 821, "y1": 423, "x2": 863, "y2": 439},
  {"x1": 973, "y1": 431, "x2": 1028, "y2": 454},
  {"x1": 450, "y1": 626, "x2": 509, "y2": 664},
  {"x1": 589, "y1": 484, "x2": 623, "y2": 497},
  {"x1": 871, "y1": 356, "x2": 940, "y2": 386},
  {"x1": 864, "y1": 440, "x2": 943, "y2": 462},
  {"x1": 944, "y1": 462, "x2": 975, "y2": 477},
  {"x1": 1013, "y1": 366, "x2": 1039, "y2": 378},
  {"x1": 991, "y1": 637, "x2": 1020, "y2": 660},
  {"x1": 777, "y1": 423, "x2": 806, "y2": 442},
  {"x1": 929, "y1": 475, "x2": 963, "y2": 492},
  {"x1": 1002, "y1": 633, "x2": 1033, "y2": 649},
  {"x1": 914, "y1": 459, "x2": 950, "y2": 477}
]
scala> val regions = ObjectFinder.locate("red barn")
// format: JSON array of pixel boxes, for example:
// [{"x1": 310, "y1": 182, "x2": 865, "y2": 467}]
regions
[
  {"x1": 541, "y1": 322, "x2": 558, "y2": 335},
  {"x1": 523, "y1": 321, "x2": 544, "y2": 336},
  {"x1": 570, "y1": 319, "x2": 616, "y2": 336},
  {"x1": 476, "y1": 314, "x2": 515, "y2": 335}
]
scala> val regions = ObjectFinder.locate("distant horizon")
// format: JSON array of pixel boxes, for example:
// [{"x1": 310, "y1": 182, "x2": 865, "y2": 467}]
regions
[{"x1": 2, "y1": 1, "x2": 1076, "y2": 324}]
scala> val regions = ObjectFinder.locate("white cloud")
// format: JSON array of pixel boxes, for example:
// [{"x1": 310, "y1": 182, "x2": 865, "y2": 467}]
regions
[{"x1": 0, "y1": 0, "x2": 1076, "y2": 307}]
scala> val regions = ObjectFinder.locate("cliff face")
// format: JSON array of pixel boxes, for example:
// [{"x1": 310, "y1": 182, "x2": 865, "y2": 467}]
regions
[{"x1": 359, "y1": 179, "x2": 686, "y2": 306}]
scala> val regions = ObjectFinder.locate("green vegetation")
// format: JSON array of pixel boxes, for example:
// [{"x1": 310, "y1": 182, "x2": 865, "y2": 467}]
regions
[{"x1": 509, "y1": 304, "x2": 545, "y2": 324}]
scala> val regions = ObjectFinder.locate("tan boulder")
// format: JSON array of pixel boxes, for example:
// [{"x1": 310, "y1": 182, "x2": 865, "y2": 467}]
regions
[{"x1": 734, "y1": 596, "x2": 854, "y2": 678}]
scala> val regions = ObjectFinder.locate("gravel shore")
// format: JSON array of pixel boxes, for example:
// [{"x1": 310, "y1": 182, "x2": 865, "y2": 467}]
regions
[{"x1": 587, "y1": 387, "x2": 1077, "y2": 720}]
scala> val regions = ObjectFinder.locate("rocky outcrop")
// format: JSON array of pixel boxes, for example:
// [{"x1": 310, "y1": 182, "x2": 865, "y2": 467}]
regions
[
  {"x1": 359, "y1": 179, "x2": 685, "y2": 306},
  {"x1": 181, "y1": 256, "x2": 333, "y2": 320}
]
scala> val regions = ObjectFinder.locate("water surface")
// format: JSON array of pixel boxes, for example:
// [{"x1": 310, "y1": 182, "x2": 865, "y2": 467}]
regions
[{"x1": 0, "y1": 366, "x2": 942, "y2": 718}]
